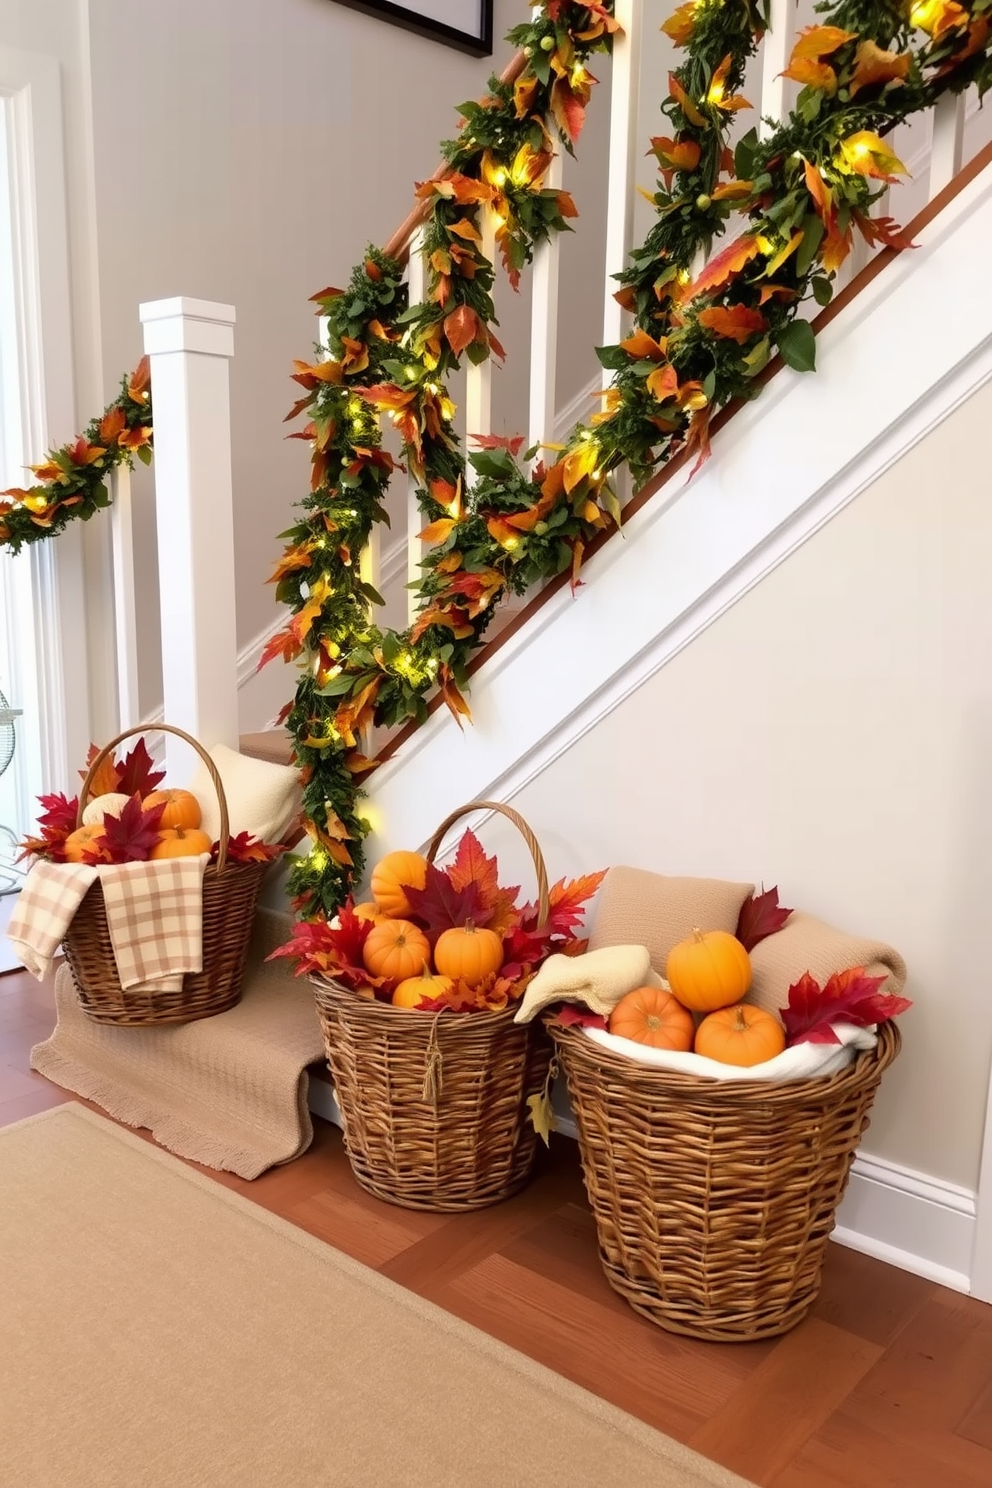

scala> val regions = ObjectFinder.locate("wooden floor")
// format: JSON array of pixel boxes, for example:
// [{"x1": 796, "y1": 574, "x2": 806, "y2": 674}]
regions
[{"x1": 2, "y1": 944, "x2": 991, "y2": 1487}]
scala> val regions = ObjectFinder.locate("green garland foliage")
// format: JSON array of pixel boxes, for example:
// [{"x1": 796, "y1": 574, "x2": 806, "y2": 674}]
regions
[
  {"x1": 0, "y1": 359, "x2": 153, "y2": 555},
  {"x1": 269, "y1": 0, "x2": 992, "y2": 923}
]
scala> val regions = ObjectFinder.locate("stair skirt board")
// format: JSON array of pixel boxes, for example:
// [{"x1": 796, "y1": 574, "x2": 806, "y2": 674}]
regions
[{"x1": 306, "y1": 1071, "x2": 976, "y2": 1295}]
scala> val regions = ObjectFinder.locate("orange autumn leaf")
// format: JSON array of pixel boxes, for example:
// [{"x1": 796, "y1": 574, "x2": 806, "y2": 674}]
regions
[
  {"x1": 788, "y1": 24, "x2": 857, "y2": 59},
  {"x1": 697, "y1": 304, "x2": 768, "y2": 343},
  {"x1": 765, "y1": 229, "x2": 805, "y2": 276},
  {"x1": 438, "y1": 664, "x2": 472, "y2": 728},
  {"x1": 570, "y1": 537, "x2": 585, "y2": 594},
  {"x1": 446, "y1": 215, "x2": 483, "y2": 244},
  {"x1": 334, "y1": 677, "x2": 381, "y2": 749},
  {"x1": 783, "y1": 58, "x2": 839, "y2": 93},
  {"x1": 419, "y1": 517, "x2": 457, "y2": 544},
  {"x1": 706, "y1": 54, "x2": 750, "y2": 112},
  {"x1": 127, "y1": 356, "x2": 151, "y2": 403},
  {"x1": 836, "y1": 131, "x2": 907, "y2": 182},
  {"x1": 687, "y1": 234, "x2": 762, "y2": 298},
  {"x1": 98, "y1": 406, "x2": 127, "y2": 445},
  {"x1": 848, "y1": 40, "x2": 911, "y2": 96},
  {"x1": 68, "y1": 437, "x2": 106, "y2": 467},
  {"x1": 668, "y1": 72, "x2": 706, "y2": 128},
  {"x1": 258, "y1": 625, "x2": 303, "y2": 670},
  {"x1": 662, "y1": 1, "x2": 698, "y2": 47},
  {"x1": 267, "y1": 540, "x2": 315, "y2": 584},
  {"x1": 562, "y1": 440, "x2": 600, "y2": 494},
  {"x1": 620, "y1": 327, "x2": 668, "y2": 361},
  {"x1": 444, "y1": 303, "x2": 482, "y2": 357},
  {"x1": 645, "y1": 364, "x2": 679, "y2": 403},
  {"x1": 514, "y1": 73, "x2": 540, "y2": 119},
  {"x1": 344, "y1": 751, "x2": 380, "y2": 776},
  {"x1": 118, "y1": 425, "x2": 152, "y2": 453},
  {"x1": 79, "y1": 743, "x2": 122, "y2": 799},
  {"x1": 291, "y1": 359, "x2": 343, "y2": 390},
  {"x1": 649, "y1": 136, "x2": 701, "y2": 173}
]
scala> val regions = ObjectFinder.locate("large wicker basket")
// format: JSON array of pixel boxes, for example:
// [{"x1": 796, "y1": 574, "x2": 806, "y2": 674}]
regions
[
  {"x1": 61, "y1": 724, "x2": 271, "y2": 1026},
  {"x1": 548, "y1": 1018, "x2": 901, "y2": 1342},
  {"x1": 313, "y1": 801, "x2": 554, "y2": 1212}
]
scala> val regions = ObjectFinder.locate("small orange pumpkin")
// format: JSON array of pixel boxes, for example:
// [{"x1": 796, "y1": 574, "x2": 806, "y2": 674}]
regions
[
  {"x1": 694, "y1": 1004, "x2": 786, "y2": 1067},
  {"x1": 370, "y1": 850, "x2": 428, "y2": 918},
  {"x1": 150, "y1": 827, "x2": 213, "y2": 859},
  {"x1": 608, "y1": 985, "x2": 695, "y2": 1051},
  {"x1": 353, "y1": 900, "x2": 384, "y2": 924},
  {"x1": 64, "y1": 823, "x2": 107, "y2": 863},
  {"x1": 666, "y1": 928, "x2": 752, "y2": 1012},
  {"x1": 362, "y1": 918, "x2": 432, "y2": 983},
  {"x1": 392, "y1": 969, "x2": 454, "y2": 1009},
  {"x1": 434, "y1": 923, "x2": 503, "y2": 987},
  {"x1": 143, "y1": 788, "x2": 202, "y2": 831}
]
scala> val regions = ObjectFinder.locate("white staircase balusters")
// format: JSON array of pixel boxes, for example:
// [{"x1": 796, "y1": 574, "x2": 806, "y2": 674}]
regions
[
  {"x1": 930, "y1": 91, "x2": 967, "y2": 198},
  {"x1": 600, "y1": 0, "x2": 642, "y2": 363},
  {"x1": 139, "y1": 296, "x2": 239, "y2": 775},
  {"x1": 529, "y1": 151, "x2": 563, "y2": 458},
  {"x1": 464, "y1": 207, "x2": 496, "y2": 479},
  {"x1": 406, "y1": 227, "x2": 427, "y2": 627},
  {"x1": 108, "y1": 462, "x2": 139, "y2": 730}
]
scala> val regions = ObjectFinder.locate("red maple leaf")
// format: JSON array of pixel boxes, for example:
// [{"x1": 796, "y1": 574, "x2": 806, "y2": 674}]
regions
[
  {"x1": 782, "y1": 966, "x2": 912, "y2": 1046},
  {"x1": 403, "y1": 862, "x2": 491, "y2": 938},
  {"x1": 446, "y1": 828, "x2": 520, "y2": 937},
  {"x1": 266, "y1": 901, "x2": 380, "y2": 987},
  {"x1": 37, "y1": 792, "x2": 80, "y2": 837},
  {"x1": 546, "y1": 871, "x2": 608, "y2": 937},
  {"x1": 211, "y1": 831, "x2": 284, "y2": 864},
  {"x1": 502, "y1": 870, "x2": 607, "y2": 980},
  {"x1": 550, "y1": 1005, "x2": 608, "y2": 1031},
  {"x1": 115, "y1": 737, "x2": 166, "y2": 798},
  {"x1": 736, "y1": 886, "x2": 793, "y2": 952},
  {"x1": 469, "y1": 433, "x2": 526, "y2": 455},
  {"x1": 94, "y1": 793, "x2": 166, "y2": 864}
]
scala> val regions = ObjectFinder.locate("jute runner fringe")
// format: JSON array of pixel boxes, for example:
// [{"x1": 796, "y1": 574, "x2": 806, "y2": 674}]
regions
[{"x1": 30, "y1": 908, "x2": 325, "y2": 1178}]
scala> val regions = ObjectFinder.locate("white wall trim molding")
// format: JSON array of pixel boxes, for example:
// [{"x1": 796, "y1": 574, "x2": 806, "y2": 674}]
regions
[
  {"x1": 306, "y1": 1076, "x2": 976, "y2": 1292},
  {"x1": 365, "y1": 158, "x2": 992, "y2": 867}
]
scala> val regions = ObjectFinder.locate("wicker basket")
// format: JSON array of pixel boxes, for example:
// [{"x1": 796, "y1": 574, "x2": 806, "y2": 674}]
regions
[
  {"x1": 548, "y1": 1018, "x2": 901, "y2": 1342},
  {"x1": 313, "y1": 801, "x2": 555, "y2": 1211},
  {"x1": 61, "y1": 724, "x2": 271, "y2": 1026}
]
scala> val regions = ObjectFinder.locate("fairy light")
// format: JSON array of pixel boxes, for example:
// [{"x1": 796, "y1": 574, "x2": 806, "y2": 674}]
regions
[{"x1": 309, "y1": 847, "x2": 328, "y2": 870}]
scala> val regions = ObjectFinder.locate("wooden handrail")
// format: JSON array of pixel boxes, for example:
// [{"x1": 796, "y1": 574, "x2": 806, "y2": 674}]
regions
[
  {"x1": 370, "y1": 131, "x2": 992, "y2": 770},
  {"x1": 381, "y1": 50, "x2": 530, "y2": 266}
]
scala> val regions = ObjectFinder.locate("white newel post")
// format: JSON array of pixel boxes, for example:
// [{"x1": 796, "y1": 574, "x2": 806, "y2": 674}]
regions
[{"x1": 139, "y1": 297, "x2": 239, "y2": 772}]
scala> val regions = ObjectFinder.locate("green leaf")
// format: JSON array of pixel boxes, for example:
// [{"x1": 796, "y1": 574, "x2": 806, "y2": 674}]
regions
[
  {"x1": 595, "y1": 344, "x2": 628, "y2": 370},
  {"x1": 811, "y1": 276, "x2": 834, "y2": 307},
  {"x1": 734, "y1": 128, "x2": 758, "y2": 181},
  {"x1": 795, "y1": 214, "x2": 825, "y2": 278},
  {"x1": 777, "y1": 319, "x2": 817, "y2": 373}
]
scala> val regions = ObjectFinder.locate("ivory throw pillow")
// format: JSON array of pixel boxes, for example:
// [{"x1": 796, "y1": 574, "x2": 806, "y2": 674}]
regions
[
  {"x1": 588, "y1": 865, "x2": 754, "y2": 975},
  {"x1": 190, "y1": 744, "x2": 300, "y2": 848},
  {"x1": 748, "y1": 910, "x2": 907, "y2": 1016}
]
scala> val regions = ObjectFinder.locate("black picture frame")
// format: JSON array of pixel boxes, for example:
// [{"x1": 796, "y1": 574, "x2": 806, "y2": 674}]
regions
[{"x1": 330, "y1": 0, "x2": 494, "y2": 57}]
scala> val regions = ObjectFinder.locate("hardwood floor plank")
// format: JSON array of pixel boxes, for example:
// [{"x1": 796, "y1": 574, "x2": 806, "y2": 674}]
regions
[
  {"x1": 286, "y1": 1186, "x2": 449, "y2": 1267},
  {"x1": 957, "y1": 1378, "x2": 992, "y2": 1451},
  {"x1": 437, "y1": 1252, "x2": 746, "y2": 1440},
  {"x1": 773, "y1": 1406, "x2": 992, "y2": 1487},
  {"x1": 689, "y1": 1319, "x2": 882, "y2": 1484},
  {"x1": 810, "y1": 1240, "x2": 937, "y2": 1346}
]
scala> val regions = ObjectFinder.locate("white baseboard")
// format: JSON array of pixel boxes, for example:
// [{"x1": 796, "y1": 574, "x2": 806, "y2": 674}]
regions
[{"x1": 308, "y1": 1076, "x2": 976, "y2": 1294}]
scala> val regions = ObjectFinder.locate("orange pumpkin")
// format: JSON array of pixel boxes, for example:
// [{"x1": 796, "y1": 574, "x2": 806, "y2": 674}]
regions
[
  {"x1": 353, "y1": 900, "x2": 384, "y2": 924},
  {"x1": 666, "y1": 928, "x2": 752, "y2": 1012},
  {"x1": 392, "y1": 970, "x2": 454, "y2": 1009},
  {"x1": 362, "y1": 918, "x2": 432, "y2": 983},
  {"x1": 434, "y1": 923, "x2": 503, "y2": 987},
  {"x1": 150, "y1": 827, "x2": 213, "y2": 859},
  {"x1": 694, "y1": 1004, "x2": 786, "y2": 1067},
  {"x1": 143, "y1": 788, "x2": 202, "y2": 831},
  {"x1": 608, "y1": 985, "x2": 695, "y2": 1051},
  {"x1": 370, "y1": 850, "x2": 428, "y2": 918},
  {"x1": 64, "y1": 823, "x2": 107, "y2": 863}
]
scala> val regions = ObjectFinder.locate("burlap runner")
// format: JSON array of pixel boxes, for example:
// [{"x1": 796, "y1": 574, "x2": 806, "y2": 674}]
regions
[{"x1": 30, "y1": 909, "x2": 325, "y2": 1179}]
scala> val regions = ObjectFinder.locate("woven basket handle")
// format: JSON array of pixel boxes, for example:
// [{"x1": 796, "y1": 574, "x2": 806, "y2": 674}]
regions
[
  {"x1": 76, "y1": 723, "x2": 231, "y2": 872},
  {"x1": 426, "y1": 800, "x2": 549, "y2": 929}
]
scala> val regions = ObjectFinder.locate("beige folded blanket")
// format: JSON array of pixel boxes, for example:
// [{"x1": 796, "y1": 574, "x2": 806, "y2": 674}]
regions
[
  {"x1": 588, "y1": 865, "x2": 754, "y2": 974},
  {"x1": 748, "y1": 910, "x2": 907, "y2": 1015},
  {"x1": 514, "y1": 944, "x2": 664, "y2": 1025}
]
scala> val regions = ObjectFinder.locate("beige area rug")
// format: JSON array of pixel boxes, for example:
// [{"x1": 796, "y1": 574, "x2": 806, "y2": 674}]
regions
[
  {"x1": 0, "y1": 1104, "x2": 756, "y2": 1488},
  {"x1": 29, "y1": 909, "x2": 325, "y2": 1178}
]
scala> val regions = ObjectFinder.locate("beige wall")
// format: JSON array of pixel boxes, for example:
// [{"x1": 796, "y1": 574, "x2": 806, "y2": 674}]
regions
[
  {"x1": 475, "y1": 377, "x2": 992, "y2": 1192},
  {"x1": 82, "y1": 0, "x2": 612, "y2": 728}
]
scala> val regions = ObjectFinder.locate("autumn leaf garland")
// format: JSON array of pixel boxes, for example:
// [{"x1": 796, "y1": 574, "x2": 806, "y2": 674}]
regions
[
  {"x1": 271, "y1": 0, "x2": 992, "y2": 924},
  {"x1": 0, "y1": 358, "x2": 154, "y2": 555}
]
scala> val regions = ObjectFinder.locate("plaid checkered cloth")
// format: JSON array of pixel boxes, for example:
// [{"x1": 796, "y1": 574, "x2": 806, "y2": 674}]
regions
[
  {"x1": 7, "y1": 860, "x2": 99, "y2": 980},
  {"x1": 100, "y1": 855, "x2": 210, "y2": 992},
  {"x1": 6, "y1": 854, "x2": 210, "y2": 993}
]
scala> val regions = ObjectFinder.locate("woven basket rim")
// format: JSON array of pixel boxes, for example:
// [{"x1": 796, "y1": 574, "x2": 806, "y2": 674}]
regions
[
  {"x1": 311, "y1": 972, "x2": 524, "y2": 1030},
  {"x1": 548, "y1": 1017, "x2": 900, "y2": 1102}
]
